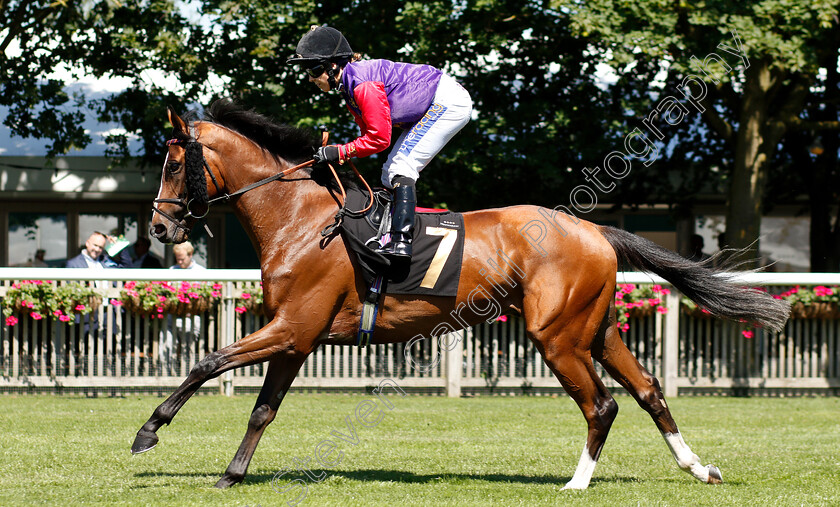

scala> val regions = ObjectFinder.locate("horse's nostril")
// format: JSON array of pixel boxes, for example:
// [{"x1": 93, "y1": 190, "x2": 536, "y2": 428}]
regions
[{"x1": 150, "y1": 224, "x2": 167, "y2": 238}]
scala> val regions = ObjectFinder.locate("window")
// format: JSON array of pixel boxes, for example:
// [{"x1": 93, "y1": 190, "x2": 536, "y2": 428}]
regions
[{"x1": 8, "y1": 213, "x2": 67, "y2": 266}]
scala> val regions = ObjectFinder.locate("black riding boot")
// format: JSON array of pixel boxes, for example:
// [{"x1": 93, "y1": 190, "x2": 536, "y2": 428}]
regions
[{"x1": 378, "y1": 176, "x2": 416, "y2": 259}]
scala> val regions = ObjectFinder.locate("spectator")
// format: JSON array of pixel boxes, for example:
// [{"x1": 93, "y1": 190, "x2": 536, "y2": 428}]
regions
[
  {"x1": 170, "y1": 242, "x2": 205, "y2": 270},
  {"x1": 163, "y1": 241, "x2": 204, "y2": 374},
  {"x1": 66, "y1": 231, "x2": 131, "y2": 268},
  {"x1": 32, "y1": 249, "x2": 48, "y2": 267},
  {"x1": 130, "y1": 237, "x2": 163, "y2": 268}
]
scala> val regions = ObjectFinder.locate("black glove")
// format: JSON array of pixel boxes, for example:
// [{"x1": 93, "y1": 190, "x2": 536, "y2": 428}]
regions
[{"x1": 313, "y1": 145, "x2": 341, "y2": 164}]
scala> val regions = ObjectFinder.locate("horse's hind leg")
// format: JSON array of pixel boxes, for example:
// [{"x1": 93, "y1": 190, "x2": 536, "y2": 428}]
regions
[
  {"x1": 534, "y1": 323, "x2": 619, "y2": 490},
  {"x1": 215, "y1": 353, "x2": 308, "y2": 488},
  {"x1": 593, "y1": 321, "x2": 722, "y2": 484},
  {"x1": 131, "y1": 318, "x2": 304, "y2": 455}
]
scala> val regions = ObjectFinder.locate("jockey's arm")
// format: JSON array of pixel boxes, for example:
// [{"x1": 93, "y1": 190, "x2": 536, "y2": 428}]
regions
[{"x1": 339, "y1": 81, "x2": 392, "y2": 161}]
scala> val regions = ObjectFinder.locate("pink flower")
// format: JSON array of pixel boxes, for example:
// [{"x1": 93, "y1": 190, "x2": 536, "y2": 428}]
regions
[
  {"x1": 158, "y1": 296, "x2": 167, "y2": 303},
  {"x1": 188, "y1": 292, "x2": 199, "y2": 299},
  {"x1": 5, "y1": 316, "x2": 18, "y2": 326},
  {"x1": 53, "y1": 310, "x2": 63, "y2": 317},
  {"x1": 125, "y1": 281, "x2": 136, "y2": 290},
  {"x1": 234, "y1": 306, "x2": 247, "y2": 314},
  {"x1": 241, "y1": 293, "x2": 251, "y2": 300},
  {"x1": 814, "y1": 286, "x2": 835, "y2": 297},
  {"x1": 615, "y1": 300, "x2": 625, "y2": 307},
  {"x1": 660, "y1": 288, "x2": 671, "y2": 295},
  {"x1": 648, "y1": 298, "x2": 661, "y2": 306},
  {"x1": 59, "y1": 315, "x2": 71, "y2": 322},
  {"x1": 31, "y1": 312, "x2": 43, "y2": 320},
  {"x1": 178, "y1": 295, "x2": 190, "y2": 303},
  {"x1": 11, "y1": 283, "x2": 20, "y2": 289},
  {"x1": 213, "y1": 283, "x2": 222, "y2": 290},
  {"x1": 742, "y1": 330, "x2": 754, "y2": 339},
  {"x1": 75, "y1": 305, "x2": 86, "y2": 311},
  {"x1": 656, "y1": 307, "x2": 668, "y2": 314},
  {"x1": 496, "y1": 315, "x2": 508, "y2": 322},
  {"x1": 211, "y1": 291, "x2": 221, "y2": 298},
  {"x1": 620, "y1": 284, "x2": 636, "y2": 294},
  {"x1": 110, "y1": 299, "x2": 123, "y2": 306},
  {"x1": 624, "y1": 312, "x2": 630, "y2": 318},
  {"x1": 621, "y1": 323, "x2": 630, "y2": 332}
]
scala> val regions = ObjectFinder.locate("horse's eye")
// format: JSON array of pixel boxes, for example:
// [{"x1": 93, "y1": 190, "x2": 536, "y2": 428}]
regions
[{"x1": 167, "y1": 161, "x2": 182, "y2": 174}]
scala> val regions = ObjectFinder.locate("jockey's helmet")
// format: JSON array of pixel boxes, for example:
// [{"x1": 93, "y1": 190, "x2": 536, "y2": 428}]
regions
[{"x1": 287, "y1": 25, "x2": 353, "y2": 65}]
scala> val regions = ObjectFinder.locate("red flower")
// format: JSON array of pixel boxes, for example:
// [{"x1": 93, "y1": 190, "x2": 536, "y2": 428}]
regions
[
  {"x1": 5, "y1": 316, "x2": 18, "y2": 326},
  {"x1": 742, "y1": 330, "x2": 754, "y2": 339}
]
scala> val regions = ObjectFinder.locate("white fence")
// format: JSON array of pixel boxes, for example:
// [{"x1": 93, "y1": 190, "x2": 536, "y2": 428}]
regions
[{"x1": 1, "y1": 269, "x2": 838, "y2": 396}]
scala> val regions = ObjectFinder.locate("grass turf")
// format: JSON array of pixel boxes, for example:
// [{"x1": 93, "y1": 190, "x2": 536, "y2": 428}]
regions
[{"x1": 0, "y1": 393, "x2": 838, "y2": 506}]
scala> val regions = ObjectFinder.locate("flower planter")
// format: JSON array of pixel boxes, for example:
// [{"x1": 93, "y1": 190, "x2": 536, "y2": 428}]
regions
[
  {"x1": 165, "y1": 298, "x2": 211, "y2": 316},
  {"x1": 790, "y1": 302, "x2": 840, "y2": 319},
  {"x1": 625, "y1": 305, "x2": 656, "y2": 318},
  {"x1": 241, "y1": 298, "x2": 265, "y2": 317},
  {"x1": 681, "y1": 305, "x2": 715, "y2": 319}
]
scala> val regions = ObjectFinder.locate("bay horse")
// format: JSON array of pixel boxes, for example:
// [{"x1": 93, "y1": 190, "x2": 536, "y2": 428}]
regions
[{"x1": 135, "y1": 99, "x2": 790, "y2": 490}]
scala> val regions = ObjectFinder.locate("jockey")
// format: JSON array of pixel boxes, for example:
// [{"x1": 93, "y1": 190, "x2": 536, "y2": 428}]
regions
[{"x1": 287, "y1": 25, "x2": 473, "y2": 259}]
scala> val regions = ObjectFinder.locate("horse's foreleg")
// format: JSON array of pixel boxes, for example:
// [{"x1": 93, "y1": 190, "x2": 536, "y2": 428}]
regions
[
  {"x1": 594, "y1": 324, "x2": 722, "y2": 484},
  {"x1": 131, "y1": 319, "x2": 298, "y2": 455},
  {"x1": 215, "y1": 352, "x2": 307, "y2": 488}
]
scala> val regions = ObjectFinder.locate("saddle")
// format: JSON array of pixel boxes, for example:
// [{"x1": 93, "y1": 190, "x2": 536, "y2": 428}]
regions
[{"x1": 338, "y1": 186, "x2": 465, "y2": 297}]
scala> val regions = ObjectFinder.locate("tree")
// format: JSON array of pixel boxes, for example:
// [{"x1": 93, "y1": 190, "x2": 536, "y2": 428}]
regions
[
  {"x1": 1, "y1": 0, "x2": 213, "y2": 161},
  {"x1": 571, "y1": 0, "x2": 840, "y2": 268}
]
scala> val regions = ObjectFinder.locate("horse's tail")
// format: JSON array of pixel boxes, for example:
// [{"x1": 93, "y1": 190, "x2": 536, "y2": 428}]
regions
[{"x1": 599, "y1": 225, "x2": 791, "y2": 332}]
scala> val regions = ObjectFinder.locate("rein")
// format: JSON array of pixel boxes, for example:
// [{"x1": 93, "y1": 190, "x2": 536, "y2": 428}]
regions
[{"x1": 153, "y1": 130, "x2": 373, "y2": 239}]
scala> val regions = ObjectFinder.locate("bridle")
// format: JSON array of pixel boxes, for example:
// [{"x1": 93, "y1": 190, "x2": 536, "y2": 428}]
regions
[{"x1": 152, "y1": 128, "x2": 372, "y2": 239}]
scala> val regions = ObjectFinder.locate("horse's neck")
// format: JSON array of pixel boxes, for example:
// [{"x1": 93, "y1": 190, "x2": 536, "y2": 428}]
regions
[{"x1": 223, "y1": 154, "x2": 336, "y2": 262}]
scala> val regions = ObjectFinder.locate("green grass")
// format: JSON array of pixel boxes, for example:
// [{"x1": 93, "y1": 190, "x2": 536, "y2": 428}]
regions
[{"x1": 1, "y1": 392, "x2": 838, "y2": 506}]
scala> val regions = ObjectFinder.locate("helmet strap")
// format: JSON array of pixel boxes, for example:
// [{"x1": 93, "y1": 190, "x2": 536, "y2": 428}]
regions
[{"x1": 326, "y1": 64, "x2": 339, "y2": 90}]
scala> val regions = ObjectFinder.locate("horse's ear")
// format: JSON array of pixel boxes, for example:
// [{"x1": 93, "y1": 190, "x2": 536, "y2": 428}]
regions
[{"x1": 167, "y1": 107, "x2": 188, "y2": 137}]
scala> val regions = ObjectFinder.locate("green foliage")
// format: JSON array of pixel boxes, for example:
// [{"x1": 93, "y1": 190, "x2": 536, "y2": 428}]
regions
[
  {"x1": 119, "y1": 280, "x2": 222, "y2": 317},
  {"x1": 614, "y1": 283, "x2": 669, "y2": 331},
  {"x1": 2, "y1": 280, "x2": 99, "y2": 325}
]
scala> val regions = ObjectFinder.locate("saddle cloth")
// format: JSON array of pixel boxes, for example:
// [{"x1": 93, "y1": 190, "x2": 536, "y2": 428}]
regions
[{"x1": 339, "y1": 187, "x2": 465, "y2": 297}]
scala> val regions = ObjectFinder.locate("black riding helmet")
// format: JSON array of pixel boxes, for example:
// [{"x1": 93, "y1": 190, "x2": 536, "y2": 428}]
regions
[
  {"x1": 287, "y1": 25, "x2": 353, "y2": 90},
  {"x1": 287, "y1": 25, "x2": 353, "y2": 65}
]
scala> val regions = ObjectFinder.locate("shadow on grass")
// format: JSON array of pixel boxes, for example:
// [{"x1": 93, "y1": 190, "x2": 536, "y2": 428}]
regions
[{"x1": 137, "y1": 469, "x2": 641, "y2": 487}]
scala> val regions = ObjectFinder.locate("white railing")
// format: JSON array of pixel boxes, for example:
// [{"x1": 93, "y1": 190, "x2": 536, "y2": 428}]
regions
[{"x1": 1, "y1": 269, "x2": 838, "y2": 396}]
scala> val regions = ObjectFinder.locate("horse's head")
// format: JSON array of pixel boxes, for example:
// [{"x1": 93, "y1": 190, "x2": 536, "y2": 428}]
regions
[{"x1": 150, "y1": 108, "x2": 215, "y2": 244}]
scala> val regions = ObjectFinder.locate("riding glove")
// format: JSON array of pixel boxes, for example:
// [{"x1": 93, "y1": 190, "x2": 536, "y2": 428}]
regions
[{"x1": 313, "y1": 145, "x2": 341, "y2": 164}]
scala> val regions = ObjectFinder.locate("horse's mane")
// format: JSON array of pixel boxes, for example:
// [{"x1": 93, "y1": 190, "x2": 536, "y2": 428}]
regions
[
  {"x1": 203, "y1": 99, "x2": 317, "y2": 164},
  {"x1": 201, "y1": 99, "x2": 357, "y2": 189}
]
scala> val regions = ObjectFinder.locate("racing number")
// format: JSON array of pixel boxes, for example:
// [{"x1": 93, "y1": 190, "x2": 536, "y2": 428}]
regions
[{"x1": 419, "y1": 226, "x2": 458, "y2": 289}]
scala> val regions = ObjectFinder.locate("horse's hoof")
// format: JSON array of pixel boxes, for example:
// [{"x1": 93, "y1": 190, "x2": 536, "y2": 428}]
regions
[
  {"x1": 707, "y1": 464, "x2": 723, "y2": 484},
  {"x1": 215, "y1": 474, "x2": 243, "y2": 489},
  {"x1": 131, "y1": 428, "x2": 159, "y2": 454}
]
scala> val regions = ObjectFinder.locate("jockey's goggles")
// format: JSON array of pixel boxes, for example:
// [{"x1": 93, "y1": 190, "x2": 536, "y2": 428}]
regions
[{"x1": 305, "y1": 63, "x2": 327, "y2": 78}]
